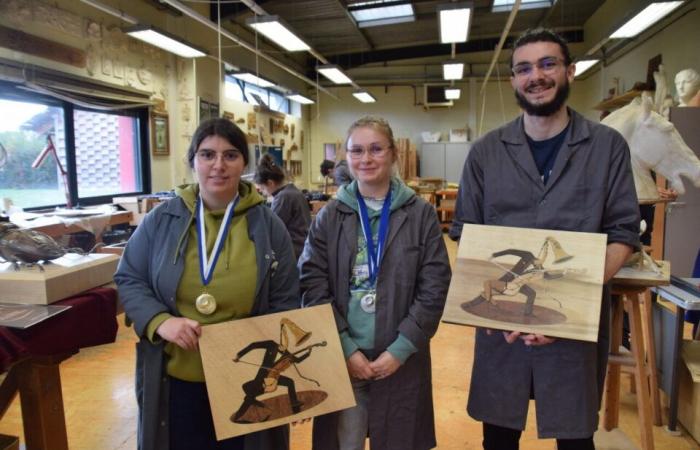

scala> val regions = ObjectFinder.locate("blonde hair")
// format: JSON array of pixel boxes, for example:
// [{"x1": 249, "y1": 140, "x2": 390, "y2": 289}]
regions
[
  {"x1": 345, "y1": 116, "x2": 397, "y2": 154},
  {"x1": 345, "y1": 116, "x2": 402, "y2": 179}
]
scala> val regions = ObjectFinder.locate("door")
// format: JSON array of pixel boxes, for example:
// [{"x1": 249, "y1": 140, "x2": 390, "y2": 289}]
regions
[{"x1": 664, "y1": 107, "x2": 700, "y2": 276}]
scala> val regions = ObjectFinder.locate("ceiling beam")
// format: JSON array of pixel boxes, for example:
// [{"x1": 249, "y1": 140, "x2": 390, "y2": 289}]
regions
[{"x1": 321, "y1": 29, "x2": 583, "y2": 70}]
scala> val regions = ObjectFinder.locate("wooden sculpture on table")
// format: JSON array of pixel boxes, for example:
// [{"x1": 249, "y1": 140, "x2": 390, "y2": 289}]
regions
[
  {"x1": 444, "y1": 225, "x2": 606, "y2": 342},
  {"x1": 602, "y1": 95, "x2": 700, "y2": 203},
  {"x1": 0, "y1": 223, "x2": 83, "y2": 271}
]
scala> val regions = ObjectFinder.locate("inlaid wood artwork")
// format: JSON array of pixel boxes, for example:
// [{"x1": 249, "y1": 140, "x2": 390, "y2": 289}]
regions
[
  {"x1": 200, "y1": 304, "x2": 355, "y2": 440},
  {"x1": 443, "y1": 224, "x2": 607, "y2": 342}
]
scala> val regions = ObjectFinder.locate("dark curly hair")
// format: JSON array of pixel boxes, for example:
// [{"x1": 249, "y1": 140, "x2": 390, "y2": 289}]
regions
[
  {"x1": 186, "y1": 118, "x2": 249, "y2": 168},
  {"x1": 510, "y1": 28, "x2": 572, "y2": 68},
  {"x1": 254, "y1": 154, "x2": 286, "y2": 185}
]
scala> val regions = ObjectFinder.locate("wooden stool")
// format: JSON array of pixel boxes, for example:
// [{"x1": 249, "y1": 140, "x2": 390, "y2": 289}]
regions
[{"x1": 604, "y1": 286, "x2": 662, "y2": 450}]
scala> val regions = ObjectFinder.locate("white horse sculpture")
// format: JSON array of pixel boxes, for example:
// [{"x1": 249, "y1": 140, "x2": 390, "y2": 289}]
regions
[{"x1": 602, "y1": 94, "x2": 700, "y2": 203}]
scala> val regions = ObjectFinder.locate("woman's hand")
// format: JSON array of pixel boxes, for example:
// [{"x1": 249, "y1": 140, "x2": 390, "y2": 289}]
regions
[
  {"x1": 346, "y1": 351, "x2": 376, "y2": 380},
  {"x1": 369, "y1": 351, "x2": 401, "y2": 380},
  {"x1": 156, "y1": 317, "x2": 202, "y2": 351}
]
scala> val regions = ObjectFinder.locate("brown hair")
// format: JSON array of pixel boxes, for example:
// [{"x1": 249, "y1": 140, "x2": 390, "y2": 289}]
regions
[
  {"x1": 186, "y1": 118, "x2": 249, "y2": 168},
  {"x1": 254, "y1": 154, "x2": 286, "y2": 185}
]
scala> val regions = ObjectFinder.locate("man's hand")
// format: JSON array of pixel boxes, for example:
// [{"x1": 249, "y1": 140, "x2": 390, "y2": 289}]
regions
[
  {"x1": 369, "y1": 351, "x2": 401, "y2": 380},
  {"x1": 485, "y1": 329, "x2": 555, "y2": 346},
  {"x1": 346, "y1": 351, "x2": 376, "y2": 380},
  {"x1": 156, "y1": 317, "x2": 201, "y2": 351},
  {"x1": 520, "y1": 334, "x2": 556, "y2": 346}
]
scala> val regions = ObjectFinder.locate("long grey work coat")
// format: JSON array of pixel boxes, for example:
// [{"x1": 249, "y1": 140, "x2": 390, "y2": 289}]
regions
[
  {"x1": 449, "y1": 108, "x2": 640, "y2": 439},
  {"x1": 114, "y1": 196, "x2": 300, "y2": 450},
  {"x1": 299, "y1": 194, "x2": 451, "y2": 450}
]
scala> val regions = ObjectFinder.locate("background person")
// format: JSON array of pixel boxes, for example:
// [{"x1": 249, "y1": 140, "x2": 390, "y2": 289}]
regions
[{"x1": 255, "y1": 154, "x2": 311, "y2": 260}]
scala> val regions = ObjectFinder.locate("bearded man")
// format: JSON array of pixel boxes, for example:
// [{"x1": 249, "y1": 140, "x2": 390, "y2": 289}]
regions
[{"x1": 449, "y1": 28, "x2": 640, "y2": 450}]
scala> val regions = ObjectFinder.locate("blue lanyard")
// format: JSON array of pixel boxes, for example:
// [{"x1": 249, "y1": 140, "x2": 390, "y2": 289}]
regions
[
  {"x1": 196, "y1": 195, "x2": 239, "y2": 286},
  {"x1": 355, "y1": 188, "x2": 392, "y2": 286}
]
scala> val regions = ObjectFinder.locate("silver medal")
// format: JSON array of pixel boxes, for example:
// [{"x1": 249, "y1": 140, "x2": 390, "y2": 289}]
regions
[{"x1": 360, "y1": 291, "x2": 376, "y2": 313}]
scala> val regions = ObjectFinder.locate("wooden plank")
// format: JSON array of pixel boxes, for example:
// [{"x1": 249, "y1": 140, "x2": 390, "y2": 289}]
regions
[
  {"x1": 640, "y1": 290, "x2": 663, "y2": 426},
  {"x1": 443, "y1": 224, "x2": 607, "y2": 342},
  {"x1": 625, "y1": 294, "x2": 656, "y2": 450},
  {"x1": 594, "y1": 90, "x2": 643, "y2": 111},
  {"x1": 613, "y1": 260, "x2": 670, "y2": 287},
  {"x1": 604, "y1": 295, "x2": 624, "y2": 430},
  {"x1": 0, "y1": 24, "x2": 85, "y2": 68},
  {"x1": 16, "y1": 356, "x2": 71, "y2": 450},
  {"x1": 199, "y1": 304, "x2": 355, "y2": 440}
]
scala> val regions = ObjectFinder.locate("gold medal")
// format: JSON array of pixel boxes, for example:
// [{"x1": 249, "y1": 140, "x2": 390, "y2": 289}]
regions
[{"x1": 195, "y1": 292, "x2": 217, "y2": 315}]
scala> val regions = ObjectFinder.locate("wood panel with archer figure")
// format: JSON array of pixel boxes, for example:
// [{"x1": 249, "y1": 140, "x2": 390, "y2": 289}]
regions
[
  {"x1": 443, "y1": 224, "x2": 607, "y2": 342},
  {"x1": 199, "y1": 304, "x2": 355, "y2": 440}
]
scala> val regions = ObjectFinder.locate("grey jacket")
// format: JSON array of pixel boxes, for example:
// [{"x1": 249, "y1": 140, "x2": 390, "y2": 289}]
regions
[
  {"x1": 114, "y1": 196, "x2": 300, "y2": 450},
  {"x1": 299, "y1": 194, "x2": 451, "y2": 450},
  {"x1": 271, "y1": 183, "x2": 311, "y2": 260},
  {"x1": 450, "y1": 109, "x2": 640, "y2": 438}
]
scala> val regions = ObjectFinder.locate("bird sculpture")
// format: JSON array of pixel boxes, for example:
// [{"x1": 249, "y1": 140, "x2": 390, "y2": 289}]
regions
[{"x1": 0, "y1": 223, "x2": 80, "y2": 271}]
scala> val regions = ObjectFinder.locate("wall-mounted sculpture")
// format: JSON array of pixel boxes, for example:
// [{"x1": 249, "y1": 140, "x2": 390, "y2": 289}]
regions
[{"x1": 675, "y1": 68, "x2": 700, "y2": 107}]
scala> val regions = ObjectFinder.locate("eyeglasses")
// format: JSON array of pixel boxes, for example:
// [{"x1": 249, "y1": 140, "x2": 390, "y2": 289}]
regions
[
  {"x1": 196, "y1": 149, "x2": 242, "y2": 164},
  {"x1": 346, "y1": 145, "x2": 390, "y2": 159},
  {"x1": 512, "y1": 56, "x2": 566, "y2": 78}
]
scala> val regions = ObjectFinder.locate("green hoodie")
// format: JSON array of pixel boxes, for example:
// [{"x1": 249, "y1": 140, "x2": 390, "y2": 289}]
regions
[
  {"x1": 146, "y1": 181, "x2": 264, "y2": 382},
  {"x1": 335, "y1": 177, "x2": 418, "y2": 364}
]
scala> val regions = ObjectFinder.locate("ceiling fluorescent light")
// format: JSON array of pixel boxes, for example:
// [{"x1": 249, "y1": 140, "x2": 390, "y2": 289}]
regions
[
  {"x1": 233, "y1": 72, "x2": 275, "y2": 88},
  {"x1": 492, "y1": 0, "x2": 555, "y2": 13},
  {"x1": 317, "y1": 65, "x2": 353, "y2": 84},
  {"x1": 443, "y1": 61, "x2": 464, "y2": 80},
  {"x1": 438, "y1": 2, "x2": 473, "y2": 43},
  {"x1": 574, "y1": 59, "x2": 600, "y2": 77},
  {"x1": 125, "y1": 25, "x2": 206, "y2": 58},
  {"x1": 350, "y1": 1, "x2": 415, "y2": 28},
  {"x1": 610, "y1": 1, "x2": 684, "y2": 39},
  {"x1": 246, "y1": 15, "x2": 310, "y2": 52},
  {"x1": 353, "y1": 91, "x2": 377, "y2": 103},
  {"x1": 445, "y1": 88, "x2": 461, "y2": 100},
  {"x1": 286, "y1": 93, "x2": 315, "y2": 104}
]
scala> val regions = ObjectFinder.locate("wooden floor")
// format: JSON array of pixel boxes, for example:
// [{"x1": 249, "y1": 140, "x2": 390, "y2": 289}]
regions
[{"x1": 1, "y1": 236, "x2": 698, "y2": 449}]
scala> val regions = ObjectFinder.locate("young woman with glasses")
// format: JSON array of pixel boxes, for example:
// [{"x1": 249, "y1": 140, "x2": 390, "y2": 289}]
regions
[
  {"x1": 115, "y1": 118, "x2": 299, "y2": 450},
  {"x1": 299, "y1": 116, "x2": 451, "y2": 450}
]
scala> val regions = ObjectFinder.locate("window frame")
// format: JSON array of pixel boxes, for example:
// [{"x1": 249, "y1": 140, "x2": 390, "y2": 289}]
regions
[{"x1": 0, "y1": 81, "x2": 151, "y2": 210}]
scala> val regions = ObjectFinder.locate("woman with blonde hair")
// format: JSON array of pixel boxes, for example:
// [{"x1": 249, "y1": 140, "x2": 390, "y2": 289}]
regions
[{"x1": 299, "y1": 116, "x2": 451, "y2": 449}]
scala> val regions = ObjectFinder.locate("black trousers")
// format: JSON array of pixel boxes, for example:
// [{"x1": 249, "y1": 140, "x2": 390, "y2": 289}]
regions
[
  {"x1": 483, "y1": 422, "x2": 595, "y2": 450},
  {"x1": 169, "y1": 376, "x2": 245, "y2": 450}
]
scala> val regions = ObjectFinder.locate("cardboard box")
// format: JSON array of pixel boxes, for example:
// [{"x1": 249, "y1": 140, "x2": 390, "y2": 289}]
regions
[
  {"x1": 678, "y1": 340, "x2": 700, "y2": 442},
  {"x1": 0, "y1": 253, "x2": 119, "y2": 305}
]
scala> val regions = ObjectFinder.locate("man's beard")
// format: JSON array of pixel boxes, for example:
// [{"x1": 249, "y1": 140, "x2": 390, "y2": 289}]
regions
[{"x1": 515, "y1": 78, "x2": 570, "y2": 116}]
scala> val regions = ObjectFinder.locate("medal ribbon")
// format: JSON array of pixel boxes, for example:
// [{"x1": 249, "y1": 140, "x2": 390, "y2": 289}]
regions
[
  {"x1": 355, "y1": 187, "x2": 392, "y2": 286},
  {"x1": 196, "y1": 194, "x2": 239, "y2": 286}
]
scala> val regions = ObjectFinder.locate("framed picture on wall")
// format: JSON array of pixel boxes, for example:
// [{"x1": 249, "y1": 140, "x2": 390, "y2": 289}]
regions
[{"x1": 151, "y1": 111, "x2": 169, "y2": 156}]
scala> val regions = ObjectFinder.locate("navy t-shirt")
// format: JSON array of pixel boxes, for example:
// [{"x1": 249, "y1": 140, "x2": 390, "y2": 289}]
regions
[{"x1": 526, "y1": 123, "x2": 569, "y2": 184}]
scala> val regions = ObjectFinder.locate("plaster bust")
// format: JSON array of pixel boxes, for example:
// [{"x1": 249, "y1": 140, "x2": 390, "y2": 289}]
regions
[{"x1": 675, "y1": 68, "x2": 700, "y2": 106}]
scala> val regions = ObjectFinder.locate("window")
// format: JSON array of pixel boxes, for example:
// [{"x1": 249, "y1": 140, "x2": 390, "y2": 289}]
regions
[
  {"x1": 225, "y1": 76, "x2": 293, "y2": 115},
  {"x1": 0, "y1": 82, "x2": 150, "y2": 210}
]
